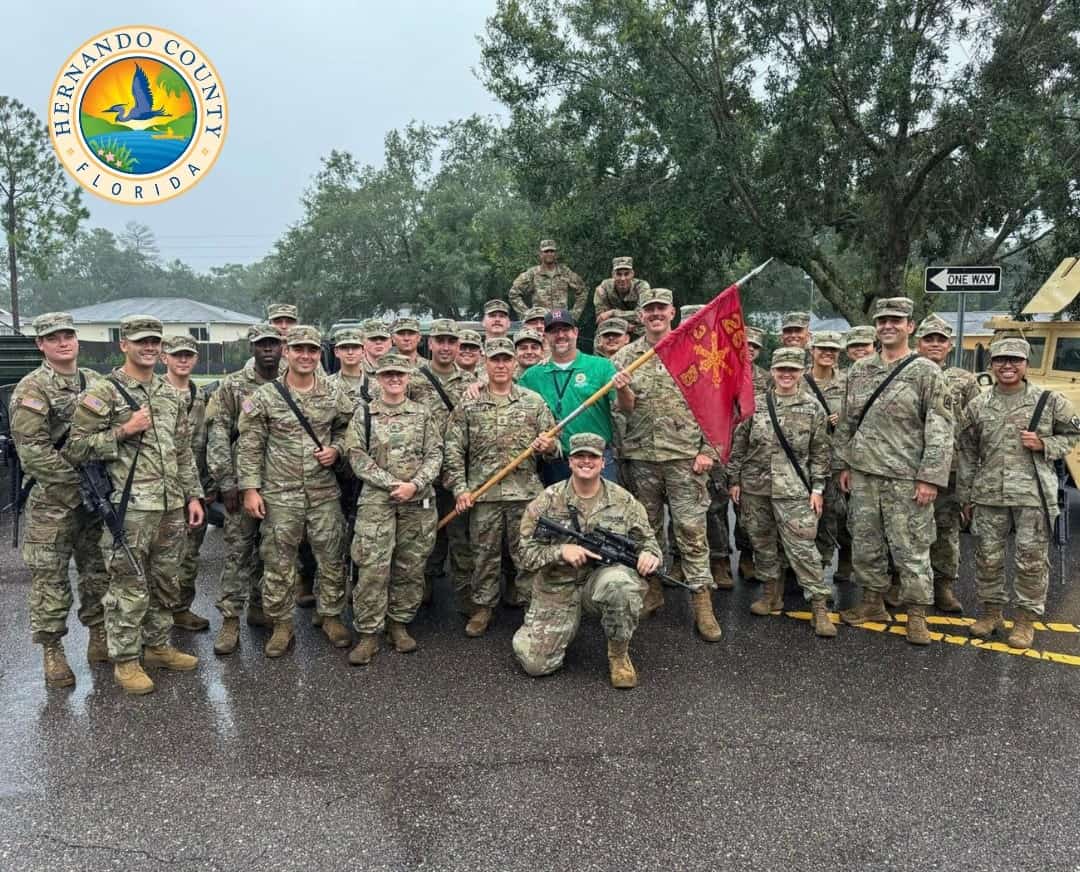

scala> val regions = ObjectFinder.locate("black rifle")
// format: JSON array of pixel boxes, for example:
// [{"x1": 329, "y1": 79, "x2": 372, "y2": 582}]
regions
[
  {"x1": 1054, "y1": 461, "x2": 1070, "y2": 584},
  {"x1": 1, "y1": 434, "x2": 20, "y2": 548},
  {"x1": 534, "y1": 511, "x2": 692, "y2": 590},
  {"x1": 78, "y1": 460, "x2": 144, "y2": 581}
]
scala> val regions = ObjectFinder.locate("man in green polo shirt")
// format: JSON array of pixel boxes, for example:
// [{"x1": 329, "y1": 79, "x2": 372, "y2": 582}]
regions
[{"x1": 518, "y1": 308, "x2": 634, "y2": 484}]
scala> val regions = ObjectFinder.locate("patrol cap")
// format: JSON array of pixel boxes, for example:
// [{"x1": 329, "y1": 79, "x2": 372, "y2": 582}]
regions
[
  {"x1": 266, "y1": 303, "x2": 298, "y2": 321},
  {"x1": 844, "y1": 325, "x2": 877, "y2": 347},
  {"x1": 484, "y1": 337, "x2": 515, "y2": 358},
  {"x1": 428, "y1": 318, "x2": 459, "y2": 338},
  {"x1": 484, "y1": 299, "x2": 511, "y2": 316},
  {"x1": 680, "y1": 304, "x2": 704, "y2": 320},
  {"x1": 873, "y1": 297, "x2": 915, "y2": 319},
  {"x1": 162, "y1": 334, "x2": 198, "y2": 354},
  {"x1": 639, "y1": 288, "x2": 674, "y2": 307},
  {"x1": 248, "y1": 322, "x2": 281, "y2": 343},
  {"x1": 523, "y1": 306, "x2": 549, "y2": 323},
  {"x1": 597, "y1": 317, "x2": 629, "y2": 337},
  {"x1": 545, "y1": 308, "x2": 576, "y2": 329},
  {"x1": 32, "y1": 312, "x2": 76, "y2": 336},
  {"x1": 915, "y1": 314, "x2": 953, "y2": 339},
  {"x1": 990, "y1": 337, "x2": 1030, "y2": 360},
  {"x1": 811, "y1": 331, "x2": 844, "y2": 350},
  {"x1": 120, "y1": 315, "x2": 163, "y2": 341},
  {"x1": 513, "y1": 328, "x2": 544, "y2": 347},
  {"x1": 360, "y1": 318, "x2": 391, "y2": 340},
  {"x1": 539, "y1": 239, "x2": 557, "y2": 251},
  {"x1": 457, "y1": 329, "x2": 482, "y2": 348},
  {"x1": 745, "y1": 326, "x2": 765, "y2": 347},
  {"x1": 771, "y1": 347, "x2": 807, "y2": 369},
  {"x1": 333, "y1": 328, "x2": 364, "y2": 347},
  {"x1": 569, "y1": 432, "x2": 606, "y2": 456},
  {"x1": 392, "y1": 316, "x2": 420, "y2": 334},
  {"x1": 285, "y1": 325, "x2": 322, "y2": 348},
  {"x1": 782, "y1": 311, "x2": 811, "y2": 330},
  {"x1": 612, "y1": 256, "x2": 634, "y2": 271},
  {"x1": 375, "y1": 352, "x2": 413, "y2": 374}
]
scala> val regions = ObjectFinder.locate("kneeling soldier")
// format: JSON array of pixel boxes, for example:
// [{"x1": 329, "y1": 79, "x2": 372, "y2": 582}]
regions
[{"x1": 513, "y1": 434, "x2": 661, "y2": 688}]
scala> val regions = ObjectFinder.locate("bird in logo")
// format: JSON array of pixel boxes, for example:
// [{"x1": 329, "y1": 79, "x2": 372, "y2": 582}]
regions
[{"x1": 105, "y1": 64, "x2": 171, "y2": 131}]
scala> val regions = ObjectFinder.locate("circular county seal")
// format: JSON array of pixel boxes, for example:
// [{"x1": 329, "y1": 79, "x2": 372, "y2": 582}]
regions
[{"x1": 48, "y1": 26, "x2": 227, "y2": 205}]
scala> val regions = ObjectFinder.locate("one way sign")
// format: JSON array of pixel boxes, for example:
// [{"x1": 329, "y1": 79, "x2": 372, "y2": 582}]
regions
[{"x1": 924, "y1": 266, "x2": 1002, "y2": 293}]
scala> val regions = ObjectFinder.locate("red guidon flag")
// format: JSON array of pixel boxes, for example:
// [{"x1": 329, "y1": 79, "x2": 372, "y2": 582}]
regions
[{"x1": 653, "y1": 283, "x2": 756, "y2": 461}]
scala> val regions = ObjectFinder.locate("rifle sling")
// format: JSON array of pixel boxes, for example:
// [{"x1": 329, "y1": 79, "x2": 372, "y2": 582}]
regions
[
  {"x1": 106, "y1": 377, "x2": 143, "y2": 534},
  {"x1": 187, "y1": 382, "x2": 197, "y2": 413},
  {"x1": 272, "y1": 379, "x2": 324, "y2": 450},
  {"x1": 803, "y1": 374, "x2": 834, "y2": 434},
  {"x1": 766, "y1": 390, "x2": 812, "y2": 494},
  {"x1": 855, "y1": 353, "x2": 919, "y2": 433},
  {"x1": 1026, "y1": 389, "x2": 1054, "y2": 539},
  {"x1": 418, "y1": 366, "x2": 455, "y2": 413}
]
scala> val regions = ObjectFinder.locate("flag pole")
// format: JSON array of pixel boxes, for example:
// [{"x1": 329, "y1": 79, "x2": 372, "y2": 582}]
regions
[{"x1": 437, "y1": 257, "x2": 774, "y2": 529}]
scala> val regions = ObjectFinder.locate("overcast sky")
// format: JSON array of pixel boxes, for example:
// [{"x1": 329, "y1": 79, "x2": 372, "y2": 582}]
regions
[{"x1": 6, "y1": 1, "x2": 503, "y2": 268}]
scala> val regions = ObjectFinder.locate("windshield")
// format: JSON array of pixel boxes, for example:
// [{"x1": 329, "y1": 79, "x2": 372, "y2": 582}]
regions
[
  {"x1": 1027, "y1": 337, "x2": 1046, "y2": 369},
  {"x1": 1052, "y1": 337, "x2": 1080, "y2": 373}
]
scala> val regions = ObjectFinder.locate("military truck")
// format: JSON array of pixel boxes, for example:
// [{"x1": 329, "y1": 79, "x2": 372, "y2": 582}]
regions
[{"x1": 1, "y1": 333, "x2": 44, "y2": 524}]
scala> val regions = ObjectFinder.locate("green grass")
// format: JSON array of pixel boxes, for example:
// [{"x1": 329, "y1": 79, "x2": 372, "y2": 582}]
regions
[
  {"x1": 80, "y1": 112, "x2": 129, "y2": 137},
  {"x1": 90, "y1": 137, "x2": 137, "y2": 172}
]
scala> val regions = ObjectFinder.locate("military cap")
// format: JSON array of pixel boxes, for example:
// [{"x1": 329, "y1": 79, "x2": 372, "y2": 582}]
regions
[
  {"x1": 484, "y1": 299, "x2": 511, "y2": 316},
  {"x1": 915, "y1": 314, "x2": 953, "y2": 339},
  {"x1": 569, "y1": 432, "x2": 606, "y2": 456},
  {"x1": 266, "y1": 303, "x2": 298, "y2": 321},
  {"x1": 745, "y1": 325, "x2": 765, "y2": 347},
  {"x1": 360, "y1": 318, "x2": 391, "y2": 340},
  {"x1": 120, "y1": 315, "x2": 163, "y2": 341},
  {"x1": 392, "y1": 316, "x2": 421, "y2": 334},
  {"x1": 612, "y1": 256, "x2": 634, "y2": 272},
  {"x1": 545, "y1": 308, "x2": 576, "y2": 328},
  {"x1": 990, "y1": 337, "x2": 1030, "y2": 360},
  {"x1": 248, "y1": 322, "x2": 280, "y2": 343},
  {"x1": 873, "y1": 297, "x2": 915, "y2": 319},
  {"x1": 811, "y1": 331, "x2": 844, "y2": 350},
  {"x1": 162, "y1": 334, "x2": 198, "y2": 354},
  {"x1": 428, "y1": 318, "x2": 459, "y2": 338},
  {"x1": 513, "y1": 328, "x2": 544, "y2": 347},
  {"x1": 539, "y1": 239, "x2": 557, "y2": 251},
  {"x1": 333, "y1": 328, "x2": 364, "y2": 347},
  {"x1": 457, "y1": 329, "x2": 483, "y2": 348},
  {"x1": 484, "y1": 337, "x2": 515, "y2": 358},
  {"x1": 285, "y1": 325, "x2": 322, "y2": 347},
  {"x1": 523, "y1": 306, "x2": 549, "y2": 323},
  {"x1": 597, "y1": 317, "x2": 629, "y2": 336},
  {"x1": 782, "y1": 311, "x2": 811, "y2": 330},
  {"x1": 771, "y1": 347, "x2": 807, "y2": 369},
  {"x1": 639, "y1": 287, "x2": 674, "y2": 307},
  {"x1": 680, "y1": 304, "x2": 704, "y2": 320},
  {"x1": 375, "y1": 352, "x2": 413, "y2": 374},
  {"x1": 32, "y1": 312, "x2": 76, "y2": 337},
  {"x1": 844, "y1": 325, "x2": 877, "y2": 347}
]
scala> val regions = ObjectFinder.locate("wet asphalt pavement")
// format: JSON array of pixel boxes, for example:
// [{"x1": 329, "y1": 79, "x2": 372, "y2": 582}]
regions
[{"x1": 2, "y1": 496, "x2": 1080, "y2": 872}]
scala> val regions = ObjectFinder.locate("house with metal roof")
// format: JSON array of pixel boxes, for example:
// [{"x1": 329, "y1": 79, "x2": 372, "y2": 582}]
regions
[{"x1": 44, "y1": 297, "x2": 260, "y2": 343}]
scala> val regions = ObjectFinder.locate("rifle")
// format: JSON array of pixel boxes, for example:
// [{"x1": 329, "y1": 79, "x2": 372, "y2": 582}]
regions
[
  {"x1": 78, "y1": 461, "x2": 144, "y2": 581},
  {"x1": 533, "y1": 509, "x2": 693, "y2": 590},
  {"x1": 1054, "y1": 460, "x2": 1070, "y2": 584}
]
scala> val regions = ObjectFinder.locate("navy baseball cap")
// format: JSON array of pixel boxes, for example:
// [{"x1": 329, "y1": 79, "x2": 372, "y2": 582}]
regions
[{"x1": 545, "y1": 309, "x2": 576, "y2": 329}]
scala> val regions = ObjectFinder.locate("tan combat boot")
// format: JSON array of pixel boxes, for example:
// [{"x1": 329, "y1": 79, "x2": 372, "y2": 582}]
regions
[
  {"x1": 348, "y1": 633, "x2": 380, "y2": 665},
  {"x1": 214, "y1": 617, "x2": 240, "y2": 655},
  {"x1": 321, "y1": 615, "x2": 351, "y2": 648},
  {"x1": 749, "y1": 580, "x2": 783, "y2": 616},
  {"x1": 246, "y1": 604, "x2": 271, "y2": 628},
  {"x1": 642, "y1": 576, "x2": 665, "y2": 616},
  {"x1": 607, "y1": 639, "x2": 638, "y2": 689},
  {"x1": 906, "y1": 605, "x2": 931, "y2": 646},
  {"x1": 465, "y1": 606, "x2": 493, "y2": 638},
  {"x1": 86, "y1": 624, "x2": 109, "y2": 663},
  {"x1": 711, "y1": 560, "x2": 735, "y2": 590},
  {"x1": 969, "y1": 605, "x2": 1005, "y2": 639},
  {"x1": 933, "y1": 580, "x2": 964, "y2": 614},
  {"x1": 264, "y1": 621, "x2": 295, "y2": 658},
  {"x1": 840, "y1": 590, "x2": 892, "y2": 626},
  {"x1": 884, "y1": 580, "x2": 902, "y2": 608},
  {"x1": 172, "y1": 609, "x2": 210, "y2": 631},
  {"x1": 1007, "y1": 609, "x2": 1037, "y2": 650},
  {"x1": 738, "y1": 552, "x2": 755, "y2": 581},
  {"x1": 144, "y1": 645, "x2": 199, "y2": 671},
  {"x1": 387, "y1": 620, "x2": 418, "y2": 653},
  {"x1": 43, "y1": 642, "x2": 76, "y2": 688},
  {"x1": 296, "y1": 576, "x2": 316, "y2": 608},
  {"x1": 691, "y1": 589, "x2": 722, "y2": 642},
  {"x1": 114, "y1": 659, "x2": 154, "y2": 695},
  {"x1": 810, "y1": 597, "x2": 837, "y2": 638}
]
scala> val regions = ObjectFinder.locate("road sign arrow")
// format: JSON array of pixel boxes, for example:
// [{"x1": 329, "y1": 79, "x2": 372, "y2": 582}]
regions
[{"x1": 929, "y1": 269, "x2": 949, "y2": 291}]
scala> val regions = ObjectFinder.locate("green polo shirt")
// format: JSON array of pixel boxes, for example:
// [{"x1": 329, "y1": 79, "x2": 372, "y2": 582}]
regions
[{"x1": 518, "y1": 351, "x2": 617, "y2": 452}]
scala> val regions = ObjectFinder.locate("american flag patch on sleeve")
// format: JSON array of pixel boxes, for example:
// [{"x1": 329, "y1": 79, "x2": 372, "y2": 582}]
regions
[
  {"x1": 241, "y1": 399, "x2": 255, "y2": 415},
  {"x1": 19, "y1": 396, "x2": 46, "y2": 413},
  {"x1": 81, "y1": 395, "x2": 107, "y2": 414}
]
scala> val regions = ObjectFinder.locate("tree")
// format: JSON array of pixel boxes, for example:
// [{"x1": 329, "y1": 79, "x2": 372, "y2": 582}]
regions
[
  {"x1": 120, "y1": 221, "x2": 160, "y2": 262},
  {"x1": 0, "y1": 96, "x2": 87, "y2": 331}
]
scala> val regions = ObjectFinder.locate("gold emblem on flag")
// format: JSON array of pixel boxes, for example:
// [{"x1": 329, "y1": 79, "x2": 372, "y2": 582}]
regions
[{"x1": 693, "y1": 331, "x2": 733, "y2": 388}]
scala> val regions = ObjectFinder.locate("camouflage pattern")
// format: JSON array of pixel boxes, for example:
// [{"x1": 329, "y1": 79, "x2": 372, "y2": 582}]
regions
[
  {"x1": 594, "y1": 278, "x2": 650, "y2": 335},
  {"x1": 873, "y1": 297, "x2": 915, "y2": 318},
  {"x1": 407, "y1": 364, "x2": 477, "y2": 433},
  {"x1": 739, "y1": 493, "x2": 829, "y2": 599},
  {"x1": 333, "y1": 328, "x2": 364, "y2": 346},
  {"x1": 344, "y1": 398, "x2": 441, "y2": 632},
  {"x1": 360, "y1": 318, "x2": 392, "y2": 340},
  {"x1": 990, "y1": 337, "x2": 1030, "y2": 359},
  {"x1": 782, "y1": 312, "x2": 811, "y2": 329},
  {"x1": 844, "y1": 326, "x2": 877, "y2": 348},
  {"x1": 972, "y1": 506, "x2": 1052, "y2": 615},
  {"x1": 484, "y1": 299, "x2": 512, "y2": 316},
  {"x1": 327, "y1": 370, "x2": 369, "y2": 404},
  {"x1": 392, "y1": 316, "x2": 421, "y2": 334},
  {"x1": 802, "y1": 369, "x2": 846, "y2": 564},
  {"x1": 510, "y1": 263, "x2": 588, "y2": 321},
  {"x1": 596, "y1": 317, "x2": 630, "y2": 337},
  {"x1": 267, "y1": 303, "x2": 298, "y2": 321},
  {"x1": 175, "y1": 380, "x2": 211, "y2": 612},
  {"x1": 31, "y1": 311, "x2": 76, "y2": 336},
  {"x1": 119, "y1": 315, "x2": 163, "y2": 341},
  {"x1": 751, "y1": 364, "x2": 771, "y2": 396}
]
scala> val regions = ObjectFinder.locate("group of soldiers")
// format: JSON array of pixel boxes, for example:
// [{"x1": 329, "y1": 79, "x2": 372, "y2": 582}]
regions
[{"x1": 10, "y1": 238, "x2": 1080, "y2": 694}]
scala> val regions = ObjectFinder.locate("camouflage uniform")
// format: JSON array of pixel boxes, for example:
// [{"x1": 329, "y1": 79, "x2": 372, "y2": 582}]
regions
[
  {"x1": 172, "y1": 375, "x2": 211, "y2": 616},
  {"x1": 11, "y1": 357, "x2": 107, "y2": 642},
  {"x1": 593, "y1": 275, "x2": 650, "y2": 336},
  {"x1": 510, "y1": 263, "x2": 588, "y2": 321},
  {"x1": 513, "y1": 477, "x2": 659, "y2": 676},
  {"x1": 67, "y1": 355, "x2": 203, "y2": 662},
  {"x1": 443, "y1": 382, "x2": 557, "y2": 610},
  {"x1": 804, "y1": 362, "x2": 848, "y2": 568},
  {"x1": 235, "y1": 371, "x2": 355, "y2": 622},
  {"x1": 344, "y1": 392, "x2": 442, "y2": 633}
]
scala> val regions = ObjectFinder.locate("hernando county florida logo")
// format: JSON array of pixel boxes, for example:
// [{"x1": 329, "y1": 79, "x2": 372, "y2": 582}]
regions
[{"x1": 48, "y1": 26, "x2": 227, "y2": 205}]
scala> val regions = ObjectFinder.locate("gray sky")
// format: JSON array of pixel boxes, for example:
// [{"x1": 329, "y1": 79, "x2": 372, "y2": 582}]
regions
[{"x1": 6, "y1": 1, "x2": 503, "y2": 267}]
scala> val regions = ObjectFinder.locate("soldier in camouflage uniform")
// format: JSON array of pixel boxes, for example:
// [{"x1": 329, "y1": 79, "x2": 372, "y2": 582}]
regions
[
  {"x1": 513, "y1": 328, "x2": 546, "y2": 379},
  {"x1": 456, "y1": 329, "x2": 483, "y2": 375},
  {"x1": 392, "y1": 316, "x2": 422, "y2": 366},
  {"x1": 958, "y1": 337, "x2": 1080, "y2": 649},
  {"x1": 482, "y1": 299, "x2": 513, "y2": 341},
  {"x1": 595, "y1": 317, "x2": 630, "y2": 359},
  {"x1": 746, "y1": 326, "x2": 771, "y2": 397},
  {"x1": 514, "y1": 433, "x2": 661, "y2": 688},
  {"x1": 914, "y1": 315, "x2": 981, "y2": 613},
  {"x1": 522, "y1": 306, "x2": 549, "y2": 339},
  {"x1": 443, "y1": 338, "x2": 560, "y2": 636},
  {"x1": 207, "y1": 323, "x2": 281, "y2": 654},
  {"x1": 267, "y1": 302, "x2": 298, "y2": 334},
  {"x1": 236, "y1": 326, "x2": 355, "y2": 657},
  {"x1": 729, "y1": 348, "x2": 835, "y2": 637},
  {"x1": 327, "y1": 327, "x2": 366, "y2": 398},
  {"x1": 67, "y1": 315, "x2": 204, "y2": 695},
  {"x1": 835, "y1": 298, "x2": 954, "y2": 646},
  {"x1": 509, "y1": 239, "x2": 588, "y2": 321},
  {"x1": 612, "y1": 288, "x2": 724, "y2": 642},
  {"x1": 11, "y1": 312, "x2": 108, "y2": 687},
  {"x1": 344, "y1": 354, "x2": 442, "y2": 664},
  {"x1": 356, "y1": 318, "x2": 394, "y2": 403},
  {"x1": 844, "y1": 326, "x2": 876, "y2": 363},
  {"x1": 730, "y1": 325, "x2": 769, "y2": 583},
  {"x1": 594, "y1": 256, "x2": 650, "y2": 337},
  {"x1": 160, "y1": 335, "x2": 213, "y2": 632}
]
